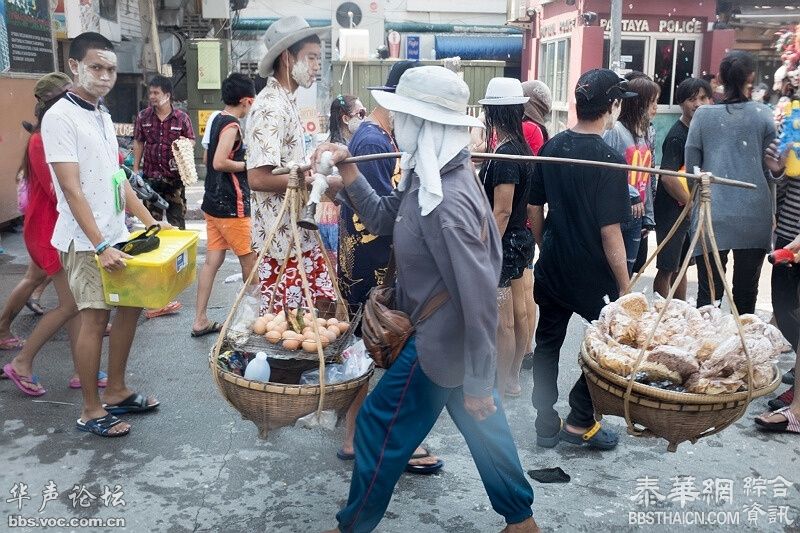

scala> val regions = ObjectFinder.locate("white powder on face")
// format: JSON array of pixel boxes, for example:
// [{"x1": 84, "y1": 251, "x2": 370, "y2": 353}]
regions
[
  {"x1": 96, "y1": 50, "x2": 118, "y2": 65},
  {"x1": 291, "y1": 59, "x2": 315, "y2": 88}
]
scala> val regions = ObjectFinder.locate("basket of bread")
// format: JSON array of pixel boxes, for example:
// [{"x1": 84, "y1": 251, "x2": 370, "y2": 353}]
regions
[{"x1": 580, "y1": 293, "x2": 785, "y2": 451}]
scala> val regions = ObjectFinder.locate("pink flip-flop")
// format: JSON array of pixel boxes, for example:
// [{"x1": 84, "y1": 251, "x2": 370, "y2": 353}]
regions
[
  {"x1": 144, "y1": 301, "x2": 182, "y2": 320},
  {"x1": 68, "y1": 371, "x2": 108, "y2": 389},
  {"x1": 0, "y1": 336, "x2": 25, "y2": 350},
  {"x1": 3, "y1": 363, "x2": 46, "y2": 397}
]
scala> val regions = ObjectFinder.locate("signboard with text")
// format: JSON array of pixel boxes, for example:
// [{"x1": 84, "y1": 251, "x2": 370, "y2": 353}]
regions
[{"x1": 1, "y1": 0, "x2": 54, "y2": 74}]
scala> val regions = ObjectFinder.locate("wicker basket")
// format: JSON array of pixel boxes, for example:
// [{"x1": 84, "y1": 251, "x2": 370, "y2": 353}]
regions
[
  {"x1": 579, "y1": 341, "x2": 781, "y2": 451},
  {"x1": 210, "y1": 351, "x2": 373, "y2": 439}
]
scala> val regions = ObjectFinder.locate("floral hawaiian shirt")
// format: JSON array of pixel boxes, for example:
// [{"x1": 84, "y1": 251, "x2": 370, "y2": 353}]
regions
[{"x1": 244, "y1": 77, "x2": 316, "y2": 260}]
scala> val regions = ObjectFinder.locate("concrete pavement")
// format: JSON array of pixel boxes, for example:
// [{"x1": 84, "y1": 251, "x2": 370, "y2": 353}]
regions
[{"x1": 0, "y1": 224, "x2": 798, "y2": 533}]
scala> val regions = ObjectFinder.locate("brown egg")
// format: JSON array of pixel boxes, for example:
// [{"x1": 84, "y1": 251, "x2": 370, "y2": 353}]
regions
[
  {"x1": 282, "y1": 338, "x2": 301, "y2": 350},
  {"x1": 326, "y1": 317, "x2": 340, "y2": 326},
  {"x1": 252, "y1": 318, "x2": 267, "y2": 335},
  {"x1": 272, "y1": 322, "x2": 288, "y2": 334},
  {"x1": 302, "y1": 339, "x2": 319, "y2": 353},
  {"x1": 320, "y1": 336, "x2": 330, "y2": 348},
  {"x1": 303, "y1": 331, "x2": 318, "y2": 342},
  {"x1": 275, "y1": 313, "x2": 287, "y2": 324},
  {"x1": 263, "y1": 313, "x2": 276, "y2": 323},
  {"x1": 325, "y1": 326, "x2": 339, "y2": 340},
  {"x1": 265, "y1": 330, "x2": 281, "y2": 344},
  {"x1": 302, "y1": 327, "x2": 312, "y2": 335},
  {"x1": 282, "y1": 330, "x2": 300, "y2": 340},
  {"x1": 337, "y1": 322, "x2": 350, "y2": 334},
  {"x1": 316, "y1": 317, "x2": 328, "y2": 327}
]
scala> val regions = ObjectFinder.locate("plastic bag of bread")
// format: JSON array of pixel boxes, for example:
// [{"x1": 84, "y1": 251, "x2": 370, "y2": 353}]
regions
[
  {"x1": 171, "y1": 137, "x2": 198, "y2": 186},
  {"x1": 685, "y1": 373, "x2": 744, "y2": 395},
  {"x1": 616, "y1": 293, "x2": 649, "y2": 319},
  {"x1": 638, "y1": 345, "x2": 700, "y2": 384}
]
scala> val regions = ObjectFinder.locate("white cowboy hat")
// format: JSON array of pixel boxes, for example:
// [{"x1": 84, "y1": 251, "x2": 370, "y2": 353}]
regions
[
  {"x1": 258, "y1": 16, "x2": 330, "y2": 78},
  {"x1": 478, "y1": 77, "x2": 530, "y2": 106},
  {"x1": 371, "y1": 66, "x2": 483, "y2": 128}
]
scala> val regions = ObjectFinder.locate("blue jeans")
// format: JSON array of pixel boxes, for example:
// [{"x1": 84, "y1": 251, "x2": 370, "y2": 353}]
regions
[
  {"x1": 336, "y1": 337, "x2": 534, "y2": 532},
  {"x1": 621, "y1": 216, "x2": 643, "y2": 276}
]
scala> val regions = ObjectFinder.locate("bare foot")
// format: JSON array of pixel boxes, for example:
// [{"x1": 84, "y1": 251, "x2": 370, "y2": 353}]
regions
[{"x1": 501, "y1": 517, "x2": 541, "y2": 533}]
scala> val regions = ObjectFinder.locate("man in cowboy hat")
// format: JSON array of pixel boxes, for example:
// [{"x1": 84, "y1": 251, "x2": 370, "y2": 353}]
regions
[
  {"x1": 244, "y1": 16, "x2": 335, "y2": 313},
  {"x1": 315, "y1": 65, "x2": 539, "y2": 533}
]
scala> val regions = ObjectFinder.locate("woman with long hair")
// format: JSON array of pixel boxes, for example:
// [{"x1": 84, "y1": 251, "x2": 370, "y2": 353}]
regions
[
  {"x1": 2, "y1": 73, "x2": 104, "y2": 396},
  {"x1": 603, "y1": 76, "x2": 660, "y2": 275},
  {"x1": 479, "y1": 78, "x2": 535, "y2": 399},
  {"x1": 319, "y1": 95, "x2": 367, "y2": 265},
  {"x1": 687, "y1": 50, "x2": 784, "y2": 314}
]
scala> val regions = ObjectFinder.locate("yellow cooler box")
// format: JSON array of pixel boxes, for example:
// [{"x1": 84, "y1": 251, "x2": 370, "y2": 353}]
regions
[{"x1": 97, "y1": 230, "x2": 199, "y2": 308}]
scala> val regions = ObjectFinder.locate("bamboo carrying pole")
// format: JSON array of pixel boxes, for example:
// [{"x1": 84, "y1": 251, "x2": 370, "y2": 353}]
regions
[{"x1": 273, "y1": 151, "x2": 757, "y2": 190}]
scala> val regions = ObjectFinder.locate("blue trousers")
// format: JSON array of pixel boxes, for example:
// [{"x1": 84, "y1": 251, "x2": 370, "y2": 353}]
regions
[
  {"x1": 621, "y1": 216, "x2": 643, "y2": 276},
  {"x1": 336, "y1": 337, "x2": 534, "y2": 533}
]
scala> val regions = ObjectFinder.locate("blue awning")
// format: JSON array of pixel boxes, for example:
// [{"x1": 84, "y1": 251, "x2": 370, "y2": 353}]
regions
[{"x1": 434, "y1": 34, "x2": 522, "y2": 61}]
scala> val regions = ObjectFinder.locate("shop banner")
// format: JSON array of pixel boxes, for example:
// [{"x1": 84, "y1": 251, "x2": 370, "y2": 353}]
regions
[{"x1": 1, "y1": 0, "x2": 54, "y2": 74}]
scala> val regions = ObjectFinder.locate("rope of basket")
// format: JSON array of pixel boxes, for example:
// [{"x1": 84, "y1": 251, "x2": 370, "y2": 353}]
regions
[
  {"x1": 212, "y1": 164, "x2": 347, "y2": 421},
  {"x1": 624, "y1": 175, "x2": 755, "y2": 440}
]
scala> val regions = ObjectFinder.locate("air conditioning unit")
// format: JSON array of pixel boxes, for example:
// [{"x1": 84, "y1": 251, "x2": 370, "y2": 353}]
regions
[{"x1": 333, "y1": 1, "x2": 385, "y2": 59}]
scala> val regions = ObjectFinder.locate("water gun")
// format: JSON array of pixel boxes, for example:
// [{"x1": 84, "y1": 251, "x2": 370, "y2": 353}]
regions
[
  {"x1": 778, "y1": 100, "x2": 800, "y2": 177},
  {"x1": 768, "y1": 248, "x2": 800, "y2": 266}
]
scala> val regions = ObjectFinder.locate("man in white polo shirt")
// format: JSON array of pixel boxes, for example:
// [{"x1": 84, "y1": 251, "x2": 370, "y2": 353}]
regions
[{"x1": 42, "y1": 32, "x2": 167, "y2": 438}]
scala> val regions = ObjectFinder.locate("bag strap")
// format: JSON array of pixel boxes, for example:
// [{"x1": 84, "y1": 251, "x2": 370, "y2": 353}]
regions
[
  {"x1": 382, "y1": 248, "x2": 397, "y2": 289},
  {"x1": 416, "y1": 291, "x2": 450, "y2": 324}
]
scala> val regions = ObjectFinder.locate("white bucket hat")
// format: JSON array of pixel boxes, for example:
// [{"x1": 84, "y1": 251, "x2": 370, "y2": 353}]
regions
[
  {"x1": 371, "y1": 66, "x2": 483, "y2": 128},
  {"x1": 258, "y1": 16, "x2": 330, "y2": 78},
  {"x1": 478, "y1": 77, "x2": 530, "y2": 105}
]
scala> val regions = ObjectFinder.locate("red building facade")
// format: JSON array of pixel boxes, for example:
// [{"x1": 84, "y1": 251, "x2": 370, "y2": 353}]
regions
[{"x1": 521, "y1": 0, "x2": 735, "y2": 136}]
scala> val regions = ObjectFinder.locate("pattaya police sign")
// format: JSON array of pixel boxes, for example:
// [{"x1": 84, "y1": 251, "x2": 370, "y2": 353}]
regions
[{"x1": 599, "y1": 17, "x2": 705, "y2": 34}]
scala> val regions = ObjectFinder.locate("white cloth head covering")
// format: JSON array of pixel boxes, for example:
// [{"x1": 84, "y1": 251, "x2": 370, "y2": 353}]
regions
[{"x1": 393, "y1": 111, "x2": 471, "y2": 216}]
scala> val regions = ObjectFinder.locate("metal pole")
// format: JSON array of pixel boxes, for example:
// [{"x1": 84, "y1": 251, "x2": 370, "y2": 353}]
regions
[{"x1": 609, "y1": 0, "x2": 622, "y2": 72}]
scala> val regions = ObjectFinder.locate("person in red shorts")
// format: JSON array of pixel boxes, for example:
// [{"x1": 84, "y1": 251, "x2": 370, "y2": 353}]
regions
[{"x1": 3, "y1": 72, "x2": 106, "y2": 396}]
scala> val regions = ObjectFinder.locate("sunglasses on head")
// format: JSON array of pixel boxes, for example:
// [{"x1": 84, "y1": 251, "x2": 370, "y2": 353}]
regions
[{"x1": 350, "y1": 109, "x2": 367, "y2": 119}]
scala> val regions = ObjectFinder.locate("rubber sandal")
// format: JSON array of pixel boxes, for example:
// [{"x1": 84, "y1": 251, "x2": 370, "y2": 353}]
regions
[
  {"x1": 3, "y1": 363, "x2": 46, "y2": 397},
  {"x1": 191, "y1": 322, "x2": 222, "y2": 338},
  {"x1": 536, "y1": 418, "x2": 562, "y2": 448},
  {"x1": 505, "y1": 387, "x2": 522, "y2": 399},
  {"x1": 755, "y1": 407, "x2": 800, "y2": 434},
  {"x1": 336, "y1": 448, "x2": 355, "y2": 461},
  {"x1": 102, "y1": 392, "x2": 159, "y2": 415},
  {"x1": 145, "y1": 301, "x2": 182, "y2": 320},
  {"x1": 0, "y1": 336, "x2": 25, "y2": 350},
  {"x1": 25, "y1": 298, "x2": 45, "y2": 315},
  {"x1": 68, "y1": 371, "x2": 108, "y2": 389},
  {"x1": 76, "y1": 414, "x2": 130, "y2": 437},
  {"x1": 405, "y1": 453, "x2": 444, "y2": 475},
  {"x1": 559, "y1": 421, "x2": 619, "y2": 450}
]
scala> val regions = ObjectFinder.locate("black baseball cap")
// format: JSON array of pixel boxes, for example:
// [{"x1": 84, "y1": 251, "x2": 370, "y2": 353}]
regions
[
  {"x1": 575, "y1": 68, "x2": 637, "y2": 110},
  {"x1": 367, "y1": 61, "x2": 421, "y2": 92}
]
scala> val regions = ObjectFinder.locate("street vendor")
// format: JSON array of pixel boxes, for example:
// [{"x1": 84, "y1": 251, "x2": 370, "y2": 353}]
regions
[
  {"x1": 315, "y1": 65, "x2": 539, "y2": 533},
  {"x1": 245, "y1": 16, "x2": 335, "y2": 312}
]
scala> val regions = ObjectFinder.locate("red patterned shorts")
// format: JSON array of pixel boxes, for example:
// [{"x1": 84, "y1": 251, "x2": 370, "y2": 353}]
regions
[{"x1": 259, "y1": 245, "x2": 336, "y2": 313}]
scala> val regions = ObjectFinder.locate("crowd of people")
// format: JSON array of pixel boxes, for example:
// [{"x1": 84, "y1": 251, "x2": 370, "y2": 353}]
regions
[{"x1": 1, "y1": 13, "x2": 800, "y2": 532}]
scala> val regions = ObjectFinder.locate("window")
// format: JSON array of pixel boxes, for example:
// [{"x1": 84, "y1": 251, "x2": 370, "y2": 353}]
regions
[
  {"x1": 539, "y1": 38, "x2": 570, "y2": 135},
  {"x1": 603, "y1": 35, "x2": 700, "y2": 108}
]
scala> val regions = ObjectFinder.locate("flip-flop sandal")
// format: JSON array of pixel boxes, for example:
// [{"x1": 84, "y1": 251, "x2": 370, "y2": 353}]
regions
[
  {"x1": 68, "y1": 371, "x2": 108, "y2": 389},
  {"x1": 76, "y1": 414, "x2": 130, "y2": 437},
  {"x1": 559, "y1": 421, "x2": 619, "y2": 450},
  {"x1": 0, "y1": 336, "x2": 25, "y2": 350},
  {"x1": 102, "y1": 392, "x2": 159, "y2": 415},
  {"x1": 3, "y1": 363, "x2": 46, "y2": 397},
  {"x1": 25, "y1": 298, "x2": 45, "y2": 315},
  {"x1": 145, "y1": 301, "x2": 182, "y2": 320},
  {"x1": 191, "y1": 322, "x2": 222, "y2": 338},
  {"x1": 505, "y1": 387, "x2": 522, "y2": 399},
  {"x1": 405, "y1": 457, "x2": 444, "y2": 475},
  {"x1": 755, "y1": 407, "x2": 800, "y2": 433},
  {"x1": 336, "y1": 448, "x2": 356, "y2": 461}
]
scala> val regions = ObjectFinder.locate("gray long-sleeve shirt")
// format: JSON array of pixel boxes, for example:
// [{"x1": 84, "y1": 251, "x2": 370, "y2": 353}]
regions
[
  {"x1": 340, "y1": 149, "x2": 502, "y2": 397},
  {"x1": 685, "y1": 102, "x2": 777, "y2": 252}
]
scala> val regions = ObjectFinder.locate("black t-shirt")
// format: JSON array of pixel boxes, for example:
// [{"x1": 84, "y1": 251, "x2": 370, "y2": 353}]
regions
[
  {"x1": 480, "y1": 140, "x2": 532, "y2": 238},
  {"x1": 655, "y1": 119, "x2": 689, "y2": 211},
  {"x1": 529, "y1": 130, "x2": 631, "y2": 319},
  {"x1": 202, "y1": 113, "x2": 250, "y2": 218}
]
